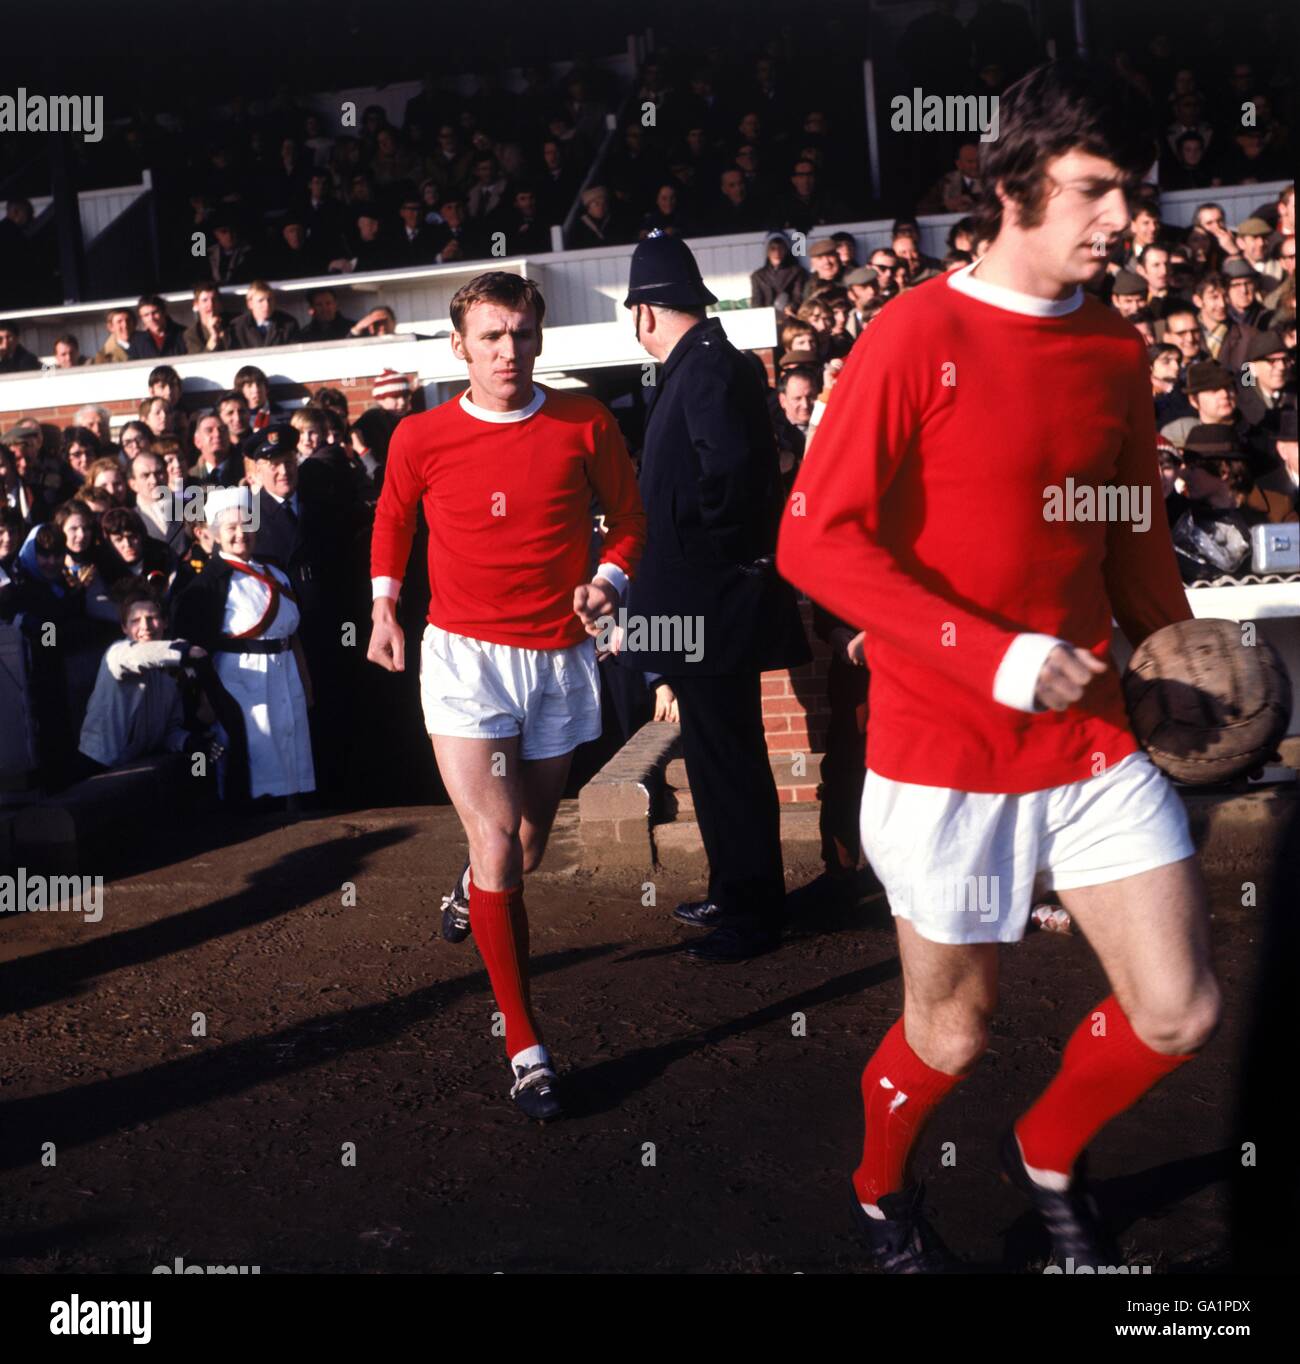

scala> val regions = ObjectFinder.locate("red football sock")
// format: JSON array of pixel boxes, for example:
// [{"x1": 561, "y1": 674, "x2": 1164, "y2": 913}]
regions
[
  {"x1": 468, "y1": 877, "x2": 541, "y2": 1058},
  {"x1": 852, "y1": 1017, "x2": 966, "y2": 1207},
  {"x1": 1015, "y1": 994, "x2": 1195, "y2": 1179}
]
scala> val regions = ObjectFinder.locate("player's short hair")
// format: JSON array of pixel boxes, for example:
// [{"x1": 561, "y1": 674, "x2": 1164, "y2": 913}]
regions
[
  {"x1": 450, "y1": 272, "x2": 547, "y2": 337},
  {"x1": 975, "y1": 59, "x2": 1158, "y2": 242}
]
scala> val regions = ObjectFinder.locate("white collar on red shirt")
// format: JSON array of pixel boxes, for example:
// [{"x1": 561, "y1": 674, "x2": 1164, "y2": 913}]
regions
[
  {"x1": 458, "y1": 385, "x2": 546, "y2": 423},
  {"x1": 947, "y1": 259, "x2": 1083, "y2": 317}
]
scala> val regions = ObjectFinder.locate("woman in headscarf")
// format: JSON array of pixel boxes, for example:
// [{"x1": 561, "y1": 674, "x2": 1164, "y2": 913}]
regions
[{"x1": 750, "y1": 230, "x2": 807, "y2": 316}]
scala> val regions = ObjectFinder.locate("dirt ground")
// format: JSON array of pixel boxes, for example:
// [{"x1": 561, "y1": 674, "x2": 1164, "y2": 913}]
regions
[{"x1": 0, "y1": 799, "x2": 1283, "y2": 1274}]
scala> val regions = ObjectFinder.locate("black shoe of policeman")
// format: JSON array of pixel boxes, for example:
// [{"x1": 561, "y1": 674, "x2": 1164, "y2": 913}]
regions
[
  {"x1": 851, "y1": 1183, "x2": 960, "y2": 1274},
  {"x1": 683, "y1": 922, "x2": 781, "y2": 962},
  {"x1": 672, "y1": 899, "x2": 733, "y2": 928},
  {"x1": 440, "y1": 860, "x2": 471, "y2": 943},
  {"x1": 510, "y1": 1061, "x2": 563, "y2": 1122},
  {"x1": 998, "y1": 1128, "x2": 1117, "y2": 1270}
]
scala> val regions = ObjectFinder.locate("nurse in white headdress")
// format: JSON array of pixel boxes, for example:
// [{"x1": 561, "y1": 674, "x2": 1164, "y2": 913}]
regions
[{"x1": 200, "y1": 485, "x2": 315, "y2": 799}]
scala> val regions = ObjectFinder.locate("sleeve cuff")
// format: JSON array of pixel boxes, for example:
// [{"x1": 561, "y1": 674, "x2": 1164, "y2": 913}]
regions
[
  {"x1": 594, "y1": 561, "x2": 629, "y2": 600},
  {"x1": 992, "y1": 633, "x2": 1068, "y2": 713},
  {"x1": 371, "y1": 576, "x2": 402, "y2": 601}
]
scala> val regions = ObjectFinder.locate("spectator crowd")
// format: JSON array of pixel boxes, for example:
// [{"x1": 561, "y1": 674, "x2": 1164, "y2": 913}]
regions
[
  {"x1": 0, "y1": 12, "x2": 1294, "y2": 813},
  {"x1": 1, "y1": 351, "x2": 412, "y2": 801}
]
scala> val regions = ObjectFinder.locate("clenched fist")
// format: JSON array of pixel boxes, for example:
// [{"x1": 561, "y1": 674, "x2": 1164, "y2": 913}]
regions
[{"x1": 1034, "y1": 644, "x2": 1108, "y2": 712}]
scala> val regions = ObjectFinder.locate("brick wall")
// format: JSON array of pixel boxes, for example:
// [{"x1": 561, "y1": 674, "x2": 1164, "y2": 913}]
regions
[
  {"x1": 762, "y1": 599, "x2": 831, "y2": 803},
  {"x1": 10, "y1": 372, "x2": 417, "y2": 438}
]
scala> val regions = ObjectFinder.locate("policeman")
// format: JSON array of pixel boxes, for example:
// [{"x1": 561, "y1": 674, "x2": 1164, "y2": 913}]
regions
[
  {"x1": 248, "y1": 424, "x2": 362, "y2": 803},
  {"x1": 625, "y1": 231, "x2": 810, "y2": 962}
]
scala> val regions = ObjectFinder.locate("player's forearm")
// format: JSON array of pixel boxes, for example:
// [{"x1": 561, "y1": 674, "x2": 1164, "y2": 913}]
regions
[
  {"x1": 589, "y1": 446, "x2": 647, "y2": 578},
  {"x1": 776, "y1": 513, "x2": 1016, "y2": 701},
  {"x1": 369, "y1": 503, "x2": 417, "y2": 586}
]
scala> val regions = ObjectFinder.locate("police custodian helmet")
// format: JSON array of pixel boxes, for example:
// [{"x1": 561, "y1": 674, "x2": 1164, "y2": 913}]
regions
[{"x1": 623, "y1": 229, "x2": 718, "y2": 310}]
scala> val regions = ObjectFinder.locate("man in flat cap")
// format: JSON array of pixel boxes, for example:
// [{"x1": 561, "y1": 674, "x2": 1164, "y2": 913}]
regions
[
  {"x1": 1222, "y1": 257, "x2": 1267, "y2": 331},
  {"x1": 804, "y1": 237, "x2": 845, "y2": 304},
  {"x1": 624, "y1": 231, "x2": 809, "y2": 961},
  {"x1": 843, "y1": 266, "x2": 882, "y2": 338},
  {"x1": 1232, "y1": 216, "x2": 1274, "y2": 270},
  {"x1": 1109, "y1": 270, "x2": 1149, "y2": 319}
]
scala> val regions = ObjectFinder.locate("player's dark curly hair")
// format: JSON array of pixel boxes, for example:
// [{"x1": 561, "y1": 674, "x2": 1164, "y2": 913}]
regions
[{"x1": 975, "y1": 60, "x2": 1159, "y2": 241}]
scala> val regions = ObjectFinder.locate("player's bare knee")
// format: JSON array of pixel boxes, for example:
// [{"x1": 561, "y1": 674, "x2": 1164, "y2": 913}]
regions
[
  {"x1": 1131, "y1": 977, "x2": 1222, "y2": 1056},
  {"x1": 468, "y1": 824, "x2": 523, "y2": 885},
  {"x1": 907, "y1": 1004, "x2": 989, "y2": 1074},
  {"x1": 520, "y1": 837, "x2": 547, "y2": 874}
]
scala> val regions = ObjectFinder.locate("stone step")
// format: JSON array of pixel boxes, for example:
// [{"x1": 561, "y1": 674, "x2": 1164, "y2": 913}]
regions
[{"x1": 652, "y1": 803, "x2": 823, "y2": 872}]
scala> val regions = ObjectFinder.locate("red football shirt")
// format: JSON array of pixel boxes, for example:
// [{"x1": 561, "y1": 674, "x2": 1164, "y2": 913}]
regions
[
  {"x1": 371, "y1": 385, "x2": 646, "y2": 650},
  {"x1": 776, "y1": 265, "x2": 1192, "y2": 793}
]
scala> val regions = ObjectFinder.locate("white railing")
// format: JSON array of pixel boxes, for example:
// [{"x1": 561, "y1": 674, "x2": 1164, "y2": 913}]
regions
[
  {"x1": 3, "y1": 178, "x2": 1288, "y2": 380},
  {"x1": 0, "y1": 310, "x2": 777, "y2": 420}
]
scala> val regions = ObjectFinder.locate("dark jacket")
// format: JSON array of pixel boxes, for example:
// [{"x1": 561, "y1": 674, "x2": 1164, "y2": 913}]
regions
[
  {"x1": 252, "y1": 481, "x2": 362, "y2": 650},
  {"x1": 127, "y1": 323, "x2": 187, "y2": 360},
  {"x1": 750, "y1": 259, "x2": 807, "y2": 312},
  {"x1": 186, "y1": 452, "x2": 244, "y2": 488},
  {"x1": 183, "y1": 316, "x2": 238, "y2": 354},
  {"x1": 0, "y1": 344, "x2": 43, "y2": 372},
  {"x1": 626, "y1": 317, "x2": 810, "y2": 676},
  {"x1": 231, "y1": 311, "x2": 301, "y2": 349},
  {"x1": 299, "y1": 315, "x2": 356, "y2": 344}
]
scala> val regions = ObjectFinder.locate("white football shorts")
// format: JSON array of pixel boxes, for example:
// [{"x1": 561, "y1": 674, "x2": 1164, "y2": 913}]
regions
[
  {"x1": 859, "y1": 751, "x2": 1196, "y2": 945},
  {"x1": 419, "y1": 624, "x2": 601, "y2": 760}
]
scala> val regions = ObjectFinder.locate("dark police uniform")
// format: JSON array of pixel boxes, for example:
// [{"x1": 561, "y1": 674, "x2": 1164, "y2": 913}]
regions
[
  {"x1": 625, "y1": 233, "x2": 809, "y2": 958},
  {"x1": 248, "y1": 426, "x2": 366, "y2": 802}
]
